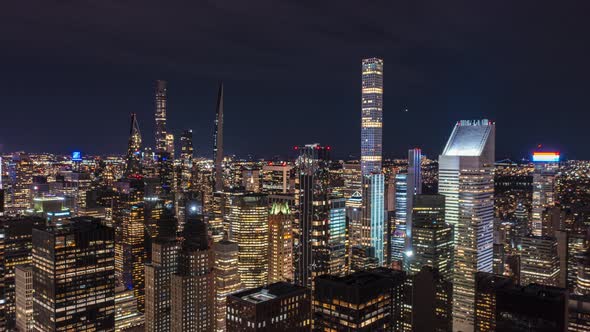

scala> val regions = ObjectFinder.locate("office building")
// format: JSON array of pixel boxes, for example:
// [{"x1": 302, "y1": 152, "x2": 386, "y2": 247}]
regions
[
  {"x1": 171, "y1": 217, "x2": 215, "y2": 332},
  {"x1": 145, "y1": 238, "x2": 180, "y2": 332},
  {"x1": 569, "y1": 294, "x2": 590, "y2": 332},
  {"x1": 410, "y1": 266, "x2": 453, "y2": 332},
  {"x1": 520, "y1": 235, "x2": 560, "y2": 287},
  {"x1": 439, "y1": 119, "x2": 495, "y2": 331},
  {"x1": 268, "y1": 202, "x2": 294, "y2": 283},
  {"x1": 360, "y1": 57, "x2": 383, "y2": 176},
  {"x1": 361, "y1": 173, "x2": 385, "y2": 265},
  {"x1": 391, "y1": 172, "x2": 408, "y2": 264},
  {"x1": 15, "y1": 265, "x2": 33, "y2": 332},
  {"x1": 294, "y1": 144, "x2": 330, "y2": 288},
  {"x1": 179, "y1": 129, "x2": 194, "y2": 191},
  {"x1": 32, "y1": 217, "x2": 116, "y2": 331},
  {"x1": 114, "y1": 178, "x2": 146, "y2": 312},
  {"x1": 406, "y1": 148, "x2": 422, "y2": 253},
  {"x1": 495, "y1": 283, "x2": 568, "y2": 332},
  {"x1": 474, "y1": 272, "x2": 515, "y2": 332},
  {"x1": 0, "y1": 217, "x2": 42, "y2": 329},
  {"x1": 228, "y1": 193, "x2": 269, "y2": 288},
  {"x1": 115, "y1": 286, "x2": 145, "y2": 332},
  {"x1": 213, "y1": 239, "x2": 242, "y2": 332},
  {"x1": 7, "y1": 152, "x2": 33, "y2": 214},
  {"x1": 531, "y1": 151, "x2": 559, "y2": 236},
  {"x1": 226, "y1": 282, "x2": 311, "y2": 331},
  {"x1": 313, "y1": 268, "x2": 406, "y2": 331},
  {"x1": 409, "y1": 194, "x2": 453, "y2": 280},
  {"x1": 261, "y1": 163, "x2": 293, "y2": 194}
]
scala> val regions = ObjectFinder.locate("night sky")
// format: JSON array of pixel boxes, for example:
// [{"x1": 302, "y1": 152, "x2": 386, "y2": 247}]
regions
[{"x1": 2, "y1": 1, "x2": 589, "y2": 160}]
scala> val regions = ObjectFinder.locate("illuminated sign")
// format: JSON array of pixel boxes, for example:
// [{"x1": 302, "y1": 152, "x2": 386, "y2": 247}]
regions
[
  {"x1": 72, "y1": 151, "x2": 82, "y2": 162},
  {"x1": 532, "y1": 152, "x2": 560, "y2": 162}
]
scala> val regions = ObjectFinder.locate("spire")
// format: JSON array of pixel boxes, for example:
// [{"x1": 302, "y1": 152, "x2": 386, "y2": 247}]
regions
[
  {"x1": 213, "y1": 82, "x2": 224, "y2": 192},
  {"x1": 125, "y1": 113, "x2": 142, "y2": 177}
]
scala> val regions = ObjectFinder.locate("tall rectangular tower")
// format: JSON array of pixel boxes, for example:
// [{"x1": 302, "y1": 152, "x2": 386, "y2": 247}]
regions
[
  {"x1": 32, "y1": 218, "x2": 116, "y2": 331},
  {"x1": 155, "y1": 80, "x2": 168, "y2": 155},
  {"x1": 439, "y1": 119, "x2": 495, "y2": 332},
  {"x1": 360, "y1": 58, "x2": 386, "y2": 269},
  {"x1": 360, "y1": 58, "x2": 384, "y2": 176}
]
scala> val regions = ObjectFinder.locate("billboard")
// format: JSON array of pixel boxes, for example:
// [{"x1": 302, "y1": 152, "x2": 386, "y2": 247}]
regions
[
  {"x1": 532, "y1": 152, "x2": 560, "y2": 162},
  {"x1": 72, "y1": 151, "x2": 82, "y2": 162}
]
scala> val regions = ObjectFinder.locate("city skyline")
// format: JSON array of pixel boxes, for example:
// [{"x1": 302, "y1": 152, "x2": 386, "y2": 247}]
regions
[{"x1": 1, "y1": 2, "x2": 588, "y2": 159}]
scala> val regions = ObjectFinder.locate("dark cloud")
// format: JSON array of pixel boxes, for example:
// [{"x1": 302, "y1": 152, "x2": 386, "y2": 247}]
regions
[{"x1": 1, "y1": 1, "x2": 589, "y2": 159}]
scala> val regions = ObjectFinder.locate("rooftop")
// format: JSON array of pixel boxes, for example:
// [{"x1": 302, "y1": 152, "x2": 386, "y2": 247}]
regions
[{"x1": 442, "y1": 119, "x2": 494, "y2": 157}]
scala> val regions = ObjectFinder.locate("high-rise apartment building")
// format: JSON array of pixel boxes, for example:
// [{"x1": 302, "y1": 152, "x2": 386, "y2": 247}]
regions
[
  {"x1": 226, "y1": 282, "x2": 311, "y2": 331},
  {"x1": 228, "y1": 193, "x2": 269, "y2": 289},
  {"x1": 439, "y1": 119, "x2": 495, "y2": 331},
  {"x1": 360, "y1": 58, "x2": 383, "y2": 176},
  {"x1": 32, "y1": 217, "x2": 116, "y2": 331},
  {"x1": 408, "y1": 194, "x2": 453, "y2": 280},
  {"x1": 171, "y1": 217, "x2": 215, "y2": 332},
  {"x1": 213, "y1": 239, "x2": 242, "y2": 332},
  {"x1": 268, "y1": 202, "x2": 294, "y2": 283}
]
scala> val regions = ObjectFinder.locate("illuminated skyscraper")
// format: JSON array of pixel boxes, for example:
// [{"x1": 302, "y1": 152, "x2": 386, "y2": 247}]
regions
[
  {"x1": 125, "y1": 113, "x2": 142, "y2": 177},
  {"x1": 268, "y1": 202, "x2": 294, "y2": 283},
  {"x1": 179, "y1": 129, "x2": 194, "y2": 191},
  {"x1": 362, "y1": 173, "x2": 385, "y2": 264},
  {"x1": 360, "y1": 57, "x2": 384, "y2": 176},
  {"x1": 171, "y1": 217, "x2": 215, "y2": 332},
  {"x1": 294, "y1": 144, "x2": 331, "y2": 288},
  {"x1": 531, "y1": 151, "x2": 560, "y2": 236},
  {"x1": 406, "y1": 148, "x2": 422, "y2": 254},
  {"x1": 213, "y1": 239, "x2": 241, "y2": 332},
  {"x1": 520, "y1": 235, "x2": 560, "y2": 287},
  {"x1": 391, "y1": 172, "x2": 408, "y2": 264},
  {"x1": 213, "y1": 82, "x2": 224, "y2": 192},
  {"x1": 228, "y1": 193, "x2": 269, "y2": 288},
  {"x1": 32, "y1": 217, "x2": 115, "y2": 331},
  {"x1": 145, "y1": 238, "x2": 180, "y2": 332},
  {"x1": 0, "y1": 217, "x2": 41, "y2": 330},
  {"x1": 408, "y1": 195, "x2": 453, "y2": 280},
  {"x1": 439, "y1": 119, "x2": 495, "y2": 332},
  {"x1": 7, "y1": 152, "x2": 33, "y2": 214},
  {"x1": 15, "y1": 265, "x2": 33, "y2": 332},
  {"x1": 155, "y1": 80, "x2": 168, "y2": 155},
  {"x1": 114, "y1": 178, "x2": 146, "y2": 312}
]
